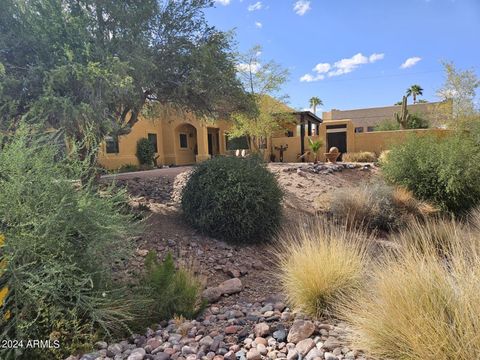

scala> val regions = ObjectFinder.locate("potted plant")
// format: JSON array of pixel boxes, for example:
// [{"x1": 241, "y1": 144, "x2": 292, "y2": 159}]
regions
[{"x1": 308, "y1": 138, "x2": 323, "y2": 163}]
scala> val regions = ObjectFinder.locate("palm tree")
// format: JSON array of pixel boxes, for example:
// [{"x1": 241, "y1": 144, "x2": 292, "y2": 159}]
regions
[
  {"x1": 309, "y1": 96, "x2": 323, "y2": 114},
  {"x1": 406, "y1": 85, "x2": 424, "y2": 104},
  {"x1": 308, "y1": 138, "x2": 323, "y2": 163}
]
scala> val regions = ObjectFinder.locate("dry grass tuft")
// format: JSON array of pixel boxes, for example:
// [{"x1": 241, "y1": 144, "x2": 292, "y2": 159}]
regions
[
  {"x1": 342, "y1": 152, "x2": 377, "y2": 163},
  {"x1": 329, "y1": 183, "x2": 436, "y2": 232},
  {"x1": 275, "y1": 220, "x2": 370, "y2": 318},
  {"x1": 341, "y1": 219, "x2": 480, "y2": 360},
  {"x1": 392, "y1": 187, "x2": 438, "y2": 218}
]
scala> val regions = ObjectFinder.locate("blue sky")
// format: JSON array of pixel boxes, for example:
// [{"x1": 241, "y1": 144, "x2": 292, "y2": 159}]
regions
[{"x1": 205, "y1": 0, "x2": 480, "y2": 113}]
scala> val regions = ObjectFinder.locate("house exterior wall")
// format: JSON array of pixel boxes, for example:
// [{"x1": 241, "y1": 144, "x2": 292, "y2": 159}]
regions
[
  {"x1": 98, "y1": 109, "x2": 231, "y2": 170},
  {"x1": 270, "y1": 119, "x2": 451, "y2": 162},
  {"x1": 322, "y1": 100, "x2": 452, "y2": 131}
]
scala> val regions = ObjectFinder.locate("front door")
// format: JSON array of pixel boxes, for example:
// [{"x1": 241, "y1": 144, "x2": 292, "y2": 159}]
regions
[
  {"x1": 208, "y1": 133, "x2": 213, "y2": 155},
  {"x1": 327, "y1": 131, "x2": 347, "y2": 160}
]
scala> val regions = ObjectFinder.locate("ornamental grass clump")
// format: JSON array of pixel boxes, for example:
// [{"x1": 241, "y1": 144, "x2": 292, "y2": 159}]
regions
[
  {"x1": 329, "y1": 182, "x2": 436, "y2": 232},
  {"x1": 0, "y1": 128, "x2": 138, "y2": 359},
  {"x1": 139, "y1": 251, "x2": 205, "y2": 323},
  {"x1": 341, "y1": 218, "x2": 480, "y2": 360},
  {"x1": 276, "y1": 220, "x2": 370, "y2": 318},
  {"x1": 342, "y1": 151, "x2": 377, "y2": 163},
  {"x1": 181, "y1": 156, "x2": 283, "y2": 243}
]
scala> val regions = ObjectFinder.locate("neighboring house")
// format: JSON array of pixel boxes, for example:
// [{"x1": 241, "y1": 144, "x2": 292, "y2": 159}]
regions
[{"x1": 322, "y1": 100, "x2": 452, "y2": 132}]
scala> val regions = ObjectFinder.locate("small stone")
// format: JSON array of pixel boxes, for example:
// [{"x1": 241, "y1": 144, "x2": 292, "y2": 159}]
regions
[
  {"x1": 181, "y1": 346, "x2": 195, "y2": 355},
  {"x1": 200, "y1": 336, "x2": 214, "y2": 347},
  {"x1": 224, "y1": 351, "x2": 236, "y2": 360},
  {"x1": 255, "y1": 337, "x2": 267, "y2": 346},
  {"x1": 295, "y1": 339, "x2": 315, "y2": 357},
  {"x1": 324, "y1": 352, "x2": 337, "y2": 360},
  {"x1": 127, "y1": 348, "x2": 146, "y2": 360},
  {"x1": 95, "y1": 341, "x2": 108, "y2": 350},
  {"x1": 256, "y1": 344, "x2": 267, "y2": 355},
  {"x1": 225, "y1": 325, "x2": 238, "y2": 334},
  {"x1": 153, "y1": 353, "x2": 171, "y2": 360},
  {"x1": 286, "y1": 349, "x2": 298, "y2": 360},
  {"x1": 246, "y1": 349, "x2": 261, "y2": 360},
  {"x1": 287, "y1": 320, "x2": 315, "y2": 344},
  {"x1": 322, "y1": 337, "x2": 342, "y2": 351},
  {"x1": 273, "y1": 330, "x2": 287, "y2": 343},
  {"x1": 107, "y1": 343, "x2": 123, "y2": 356},
  {"x1": 219, "y1": 278, "x2": 243, "y2": 295},
  {"x1": 203, "y1": 287, "x2": 223, "y2": 303},
  {"x1": 305, "y1": 348, "x2": 323, "y2": 360},
  {"x1": 255, "y1": 323, "x2": 270, "y2": 337}
]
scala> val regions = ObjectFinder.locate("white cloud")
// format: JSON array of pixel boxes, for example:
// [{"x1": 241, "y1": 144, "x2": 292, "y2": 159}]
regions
[
  {"x1": 255, "y1": 21, "x2": 263, "y2": 28},
  {"x1": 313, "y1": 63, "x2": 331, "y2": 73},
  {"x1": 369, "y1": 53, "x2": 385, "y2": 62},
  {"x1": 300, "y1": 73, "x2": 325, "y2": 82},
  {"x1": 248, "y1": 1, "x2": 263, "y2": 11},
  {"x1": 300, "y1": 52, "x2": 385, "y2": 82},
  {"x1": 293, "y1": 0, "x2": 311, "y2": 15},
  {"x1": 215, "y1": 0, "x2": 231, "y2": 5},
  {"x1": 400, "y1": 56, "x2": 422, "y2": 69},
  {"x1": 237, "y1": 62, "x2": 261, "y2": 74}
]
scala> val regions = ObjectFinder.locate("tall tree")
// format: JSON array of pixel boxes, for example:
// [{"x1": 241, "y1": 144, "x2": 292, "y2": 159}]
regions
[
  {"x1": 0, "y1": 0, "x2": 249, "y2": 144},
  {"x1": 230, "y1": 45, "x2": 291, "y2": 152},
  {"x1": 436, "y1": 61, "x2": 480, "y2": 121},
  {"x1": 309, "y1": 96, "x2": 323, "y2": 114},
  {"x1": 406, "y1": 84, "x2": 424, "y2": 104}
]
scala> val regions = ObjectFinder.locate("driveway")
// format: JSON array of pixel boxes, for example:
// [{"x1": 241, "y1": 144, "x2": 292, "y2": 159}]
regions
[{"x1": 101, "y1": 166, "x2": 193, "y2": 181}]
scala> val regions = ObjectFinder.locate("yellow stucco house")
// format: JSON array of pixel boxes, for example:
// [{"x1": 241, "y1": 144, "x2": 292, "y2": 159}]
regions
[{"x1": 98, "y1": 108, "x2": 233, "y2": 170}]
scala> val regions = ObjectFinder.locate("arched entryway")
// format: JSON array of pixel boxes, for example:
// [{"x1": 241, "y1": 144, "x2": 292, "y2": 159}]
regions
[{"x1": 174, "y1": 123, "x2": 198, "y2": 165}]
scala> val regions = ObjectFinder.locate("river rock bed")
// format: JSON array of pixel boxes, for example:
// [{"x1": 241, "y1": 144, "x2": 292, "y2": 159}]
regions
[{"x1": 68, "y1": 299, "x2": 366, "y2": 360}]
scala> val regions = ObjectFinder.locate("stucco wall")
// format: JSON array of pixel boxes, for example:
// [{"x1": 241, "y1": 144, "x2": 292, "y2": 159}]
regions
[
  {"x1": 98, "y1": 108, "x2": 231, "y2": 170},
  {"x1": 269, "y1": 122, "x2": 451, "y2": 163},
  {"x1": 322, "y1": 100, "x2": 452, "y2": 130}
]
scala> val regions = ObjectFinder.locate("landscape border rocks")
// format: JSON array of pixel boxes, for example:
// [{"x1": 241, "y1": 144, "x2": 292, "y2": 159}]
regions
[{"x1": 69, "y1": 300, "x2": 366, "y2": 360}]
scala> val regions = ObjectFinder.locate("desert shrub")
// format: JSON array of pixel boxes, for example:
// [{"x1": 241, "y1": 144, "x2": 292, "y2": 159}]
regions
[
  {"x1": 342, "y1": 220, "x2": 480, "y2": 360},
  {"x1": 374, "y1": 114, "x2": 429, "y2": 131},
  {"x1": 342, "y1": 151, "x2": 377, "y2": 162},
  {"x1": 136, "y1": 138, "x2": 156, "y2": 166},
  {"x1": 276, "y1": 220, "x2": 369, "y2": 317},
  {"x1": 374, "y1": 119, "x2": 400, "y2": 131},
  {"x1": 329, "y1": 182, "x2": 435, "y2": 232},
  {"x1": 181, "y1": 156, "x2": 283, "y2": 243},
  {"x1": 382, "y1": 133, "x2": 480, "y2": 214},
  {"x1": 0, "y1": 128, "x2": 138, "y2": 359},
  {"x1": 139, "y1": 251, "x2": 204, "y2": 323}
]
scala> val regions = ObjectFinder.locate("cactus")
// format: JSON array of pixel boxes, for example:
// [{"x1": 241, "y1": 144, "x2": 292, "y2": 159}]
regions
[{"x1": 394, "y1": 96, "x2": 412, "y2": 130}]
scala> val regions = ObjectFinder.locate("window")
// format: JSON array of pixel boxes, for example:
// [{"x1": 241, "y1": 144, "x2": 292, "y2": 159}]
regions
[
  {"x1": 179, "y1": 133, "x2": 188, "y2": 148},
  {"x1": 286, "y1": 130, "x2": 294, "y2": 137},
  {"x1": 148, "y1": 133, "x2": 158, "y2": 152},
  {"x1": 105, "y1": 135, "x2": 119, "y2": 154},
  {"x1": 355, "y1": 127, "x2": 364, "y2": 133},
  {"x1": 367, "y1": 126, "x2": 375, "y2": 132}
]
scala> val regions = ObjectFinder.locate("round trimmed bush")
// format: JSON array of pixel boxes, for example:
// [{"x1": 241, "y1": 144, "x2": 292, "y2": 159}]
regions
[
  {"x1": 136, "y1": 138, "x2": 155, "y2": 166},
  {"x1": 181, "y1": 156, "x2": 283, "y2": 243}
]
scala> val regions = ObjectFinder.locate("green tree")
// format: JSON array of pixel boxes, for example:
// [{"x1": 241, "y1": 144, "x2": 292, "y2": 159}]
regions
[
  {"x1": 436, "y1": 61, "x2": 480, "y2": 122},
  {"x1": 309, "y1": 96, "x2": 323, "y2": 114},
  {"x1": 229, "y1": 45, "x2": 292, "y2": 152},
  {"x1": 406, "y1": 84, "x2": 424, "y2": 104},
  {"x1": 0, "y1": 0, "x2": 249, "y2": 153}
]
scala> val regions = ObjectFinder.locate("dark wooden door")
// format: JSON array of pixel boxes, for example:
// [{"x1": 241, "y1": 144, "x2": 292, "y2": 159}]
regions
[
  {"x1": 327, "y1": 131, "x2": 347, "y2": 160},
  {"x1": 207, "y1": 133, "x2": 213, "y2": 155}
]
